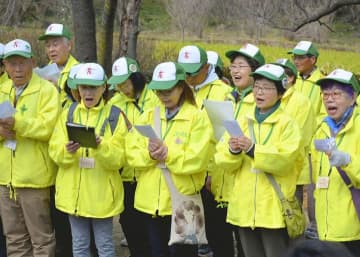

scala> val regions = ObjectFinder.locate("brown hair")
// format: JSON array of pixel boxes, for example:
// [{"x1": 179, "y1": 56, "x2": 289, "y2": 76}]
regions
[{"x1": 177, "y1": 80, "x2": 197, "y2": 107}]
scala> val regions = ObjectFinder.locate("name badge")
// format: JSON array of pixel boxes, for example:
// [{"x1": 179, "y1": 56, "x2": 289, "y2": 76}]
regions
[
  {"x1": 79, "y1": 157, "x2": 95, "y2": 169},
  {"x1": 317, "y1": 176, "x2": 329, "y2": 189}
]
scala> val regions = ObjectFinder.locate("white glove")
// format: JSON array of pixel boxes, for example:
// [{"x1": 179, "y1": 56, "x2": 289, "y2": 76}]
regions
[{"x1": 329, "y1": 150, "x2": 351, "y2": 167}]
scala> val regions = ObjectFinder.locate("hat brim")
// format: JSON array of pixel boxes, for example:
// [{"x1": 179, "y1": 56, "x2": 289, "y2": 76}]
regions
[
  {"x1": 251, "y1": 70, "x2": 280, "y2": 82},
  {"x1": 287, "y1": 49, "x2": 308, "y2": 55},
  {"x1": 272, "y1": 62, "x2": 297, "y2": 76},
  {"x1": 178, "y1": 63, "x2": 203, "y2": 74},
  {"x1": 38, "y1": 33, "x2": 71, "y2": 40},
  {"x1": 316, "y1": 77, "x2": 360, "y2": 94},
  {"x1": 4, "y1": 51, "x2": 32, "y2": 59},
  {"x1": 148, "y1": 80, "x2": 179, "y2": 90},
  {"x1": 225, "y1": 50, "x2": 264, "y2": 65},
  {"x1": 107, "y1": 74, "x2": 130, "y2": 86},
  {"x1": 67, "y1": 78, "x2": 77, "y2": 89},
  {"x1": 73, "y1": 78, "x2": 106, "y2": 87}
]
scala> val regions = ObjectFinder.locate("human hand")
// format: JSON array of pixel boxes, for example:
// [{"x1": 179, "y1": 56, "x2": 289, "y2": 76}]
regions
[
  {"x1": 328, "y1": 150, "x2": 351, "y2": 167},
  {"x1": 66, "y1": 141, "x2": 81, "y2": 154}
]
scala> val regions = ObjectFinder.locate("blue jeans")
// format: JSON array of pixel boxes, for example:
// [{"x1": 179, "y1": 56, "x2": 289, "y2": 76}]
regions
[{"x1": 68, "y1": 215, "x2": 114, "y2": 257}]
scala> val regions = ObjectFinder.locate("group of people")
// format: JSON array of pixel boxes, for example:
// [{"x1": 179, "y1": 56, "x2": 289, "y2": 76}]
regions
[{"x1": 0, "y1": 22, "x2": 359, "y2": 257}]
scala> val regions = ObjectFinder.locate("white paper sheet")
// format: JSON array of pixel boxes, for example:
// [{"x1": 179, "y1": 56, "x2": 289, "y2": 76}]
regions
[
  {"x1": 223, "y1": 120, "x2": 243, "y2": 137},
  {"x1": 4, "y1": 140, "x2": 16, "y2": 150},
  {"x1": 0, "y1": 101, "x2": 16, "y2": 118},
  {"x1": 203, "y1": 100, "x2": 234, "y2": 141},
  {"x1": 33, "y1": 63, "x2": 60, "y2": 82},
  {"x1": 134, "y1": 125, "x2": 159, "y2": 139}
]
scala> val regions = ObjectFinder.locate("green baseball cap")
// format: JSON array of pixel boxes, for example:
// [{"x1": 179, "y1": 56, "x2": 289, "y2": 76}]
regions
[
  {"x1": 207, "y1": 50, "x2": 224, "y2": 70},
  {"x1": 0, "y1": 43, "x2": 4, "y2": 59},
  {"x1": 251, "y1": 64, "x2": 286, "y2": 82},
  {"x1": 272, "y1": 58, "x2": 297, "y2": 76},
  {"x1": 39, "y1": 23, "x2": 71, "y2": 40},
  {"x1": 72, "y1": 63, "x2": 107, "y2": 87},
  {"x1": 225, "y1": 43, "x2": 265, "y2": 66},
  {"x1": 148, "y1": 62, "x2": 186, "y2": 90},
  {"x1": 316, "y1": 68, "x2": 360, "y2": 94},
  {"x1": 108, "y1": 57, "x2": 140, "y2": 90},
  {"x1": 4, "y1": 39, "x2": 33, "y2": 59},
  {"x1": 287, "y1": 41, "x2": 319, "y2": 57},
  {"x1": 67, "y1": 64, "x2": 84, "y2": 89},
  {"x1": 177, "y1": 45, "x2": 208, "y2": 74}
]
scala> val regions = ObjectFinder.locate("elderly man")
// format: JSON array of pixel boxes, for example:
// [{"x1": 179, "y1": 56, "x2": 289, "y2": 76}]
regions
[
  {"x1": 0, "y1": 39, "x2": 59, "y2": 257},
  {"x1": 39, "y1": 23, "x2": 79, "y2": 107}
]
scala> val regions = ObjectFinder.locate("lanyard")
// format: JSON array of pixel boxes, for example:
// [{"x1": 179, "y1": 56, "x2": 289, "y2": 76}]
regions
[
  {"x1": 234, "y1": 87, "x2": 252, "y2": 119},
  {"x1": 161, "y1": 120, "x2": 174, "y2": 140},
  {"x1": 248, "y1": 119, "x2": 274, "y2": 145}
]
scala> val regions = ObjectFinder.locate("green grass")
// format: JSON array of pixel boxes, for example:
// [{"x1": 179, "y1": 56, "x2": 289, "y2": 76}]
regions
[
  {"x1": 148, "y1": 40, "x2": 360, "y2": 76},
  {"x1": 140, "y1": 0, "x2": 171, "y2": 31}
]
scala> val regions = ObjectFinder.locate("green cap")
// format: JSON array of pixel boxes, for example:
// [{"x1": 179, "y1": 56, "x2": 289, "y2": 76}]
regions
[
  {"x1": 0, "y1": 43, "x2": 4, "y2": 59},
  {"x1": 207, "y1": 51, "x2": 224, "y2": 69},
  {"x1": 4, "y1": 39, "x2": 33, "y2": 59},
  {"x1": 316, "y1": 68, "x2": 360, "y2": 94},
  {"x1": 251, "y1": 64, "x2": 286, "y2": 82},
  {"x1": 108, "y1": 57, "x2": 140, "y2": 90},
  {"x1": 148, "y1": 62, "x2": 186, "y2": 90},
  {"x1": 67, "y1": 64, "x2": 84, "y2": 89},
  {"x1": 225, "y1": 43, "x2": 265, "y2": 66},
  {"x1": 272, "y1": 58, "x2": 297, "y2": 76},
  {"x1": 177, "y1": 45, "x2": 208, "y2": 73},
  {"x1": 287, "y1": 41, "x2": 319, "y2": 57},
  {"x1": 72, "y1": 63, "x2": 107, "y2": 87},
  {"x1": 39, "y1": 23, "x2": 71, "y2": 40}
]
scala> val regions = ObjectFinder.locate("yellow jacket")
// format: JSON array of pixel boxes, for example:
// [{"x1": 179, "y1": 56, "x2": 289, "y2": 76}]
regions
[
  {"x1": 0, "y1": 74, "x2": 60, "y2": 188},
  {"x1": 49, "y1": 100, "x2": 127, "y2": 218},
  {"x1": 125, "y1": 102, "x2": 213, "y2": 216},
  {"x1": 294, "y1": 68, "x2": 324, "y2": 116},
  {"x1": 311, "y1": 112, "x2": 360, "y2": 241},
  {"x1": 193, "y1": 79, "x2": 232, "y2": 109},
  {"x1": 211, "y1": 90, "x2": 255, "y2": 202},
  {"x1": 108, "y1": 87, "x2": 160, "y2": 182},
  {"x1": 54, "y1": 55, "x2": 79, "y2": 106},
  {"x1": 281, "y1": 86, "x2": 316, "y2": 184},
  {"x1": 215, "y1": 107, "x2": 301, "y2": 228},
  {"x1": 0, "y1": 72, "x2": 9, "y2": 86}
]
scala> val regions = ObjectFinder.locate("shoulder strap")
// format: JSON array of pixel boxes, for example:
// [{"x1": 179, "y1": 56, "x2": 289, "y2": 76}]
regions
[
  {"x1": 248, "y1": 118, "x2": 285, "y2": 201},
  {"x1": 67, "y1": 102, "x2": 78, "y2": 123},
  {"x1": 100, "y1": 105, "x2": 132, "y2": 136}
]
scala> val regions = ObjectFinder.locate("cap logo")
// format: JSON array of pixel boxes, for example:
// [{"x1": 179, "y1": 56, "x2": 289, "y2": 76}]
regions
[
  {"x1": 158, "y1": 70, "x2": 164, "y2": 79},
  {"x1": 184, "y1": 51, "x2": 190, "y2": 59},
  {"x1": 114, "y1": 65, "x2": 118, "y2": 72},
  {"x1": 13, "y1": 41, "x2": 19, "y2": 48},
  {"x1": 129, "y1": 64, "x2": 137, "y2": 72},
  {"x1": 48, "y1": 25, "x2": 53, "y2": 31},
  {"x1": 87, "y1": 67, "x2": 92, "y2": 75}
]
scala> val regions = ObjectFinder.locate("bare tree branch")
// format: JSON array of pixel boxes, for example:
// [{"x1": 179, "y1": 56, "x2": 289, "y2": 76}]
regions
[{"x1": 292, "y1": 0, "x2": 360, "y2": 31}]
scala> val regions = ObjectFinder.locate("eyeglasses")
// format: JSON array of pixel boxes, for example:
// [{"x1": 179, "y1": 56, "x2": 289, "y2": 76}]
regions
[
  {"x1": 253, "y1": 84, "x2": 277, "y2": 93},
  {"x1": 321, "y1": 90, "x2": 345, "y2": 100},
  {"x1": 229, "y1": 65, "x2": 250, "y2": 70}
]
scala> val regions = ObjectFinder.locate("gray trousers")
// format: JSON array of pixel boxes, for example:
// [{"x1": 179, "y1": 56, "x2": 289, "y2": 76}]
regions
[{"x1": 238, "y1": 227, "x2": 289, "y2": 257}]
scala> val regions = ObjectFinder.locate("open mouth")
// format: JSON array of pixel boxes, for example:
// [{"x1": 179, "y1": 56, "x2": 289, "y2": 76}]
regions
[{"x1": 327, "y1": 106, "x2": 337, "y2": 115}]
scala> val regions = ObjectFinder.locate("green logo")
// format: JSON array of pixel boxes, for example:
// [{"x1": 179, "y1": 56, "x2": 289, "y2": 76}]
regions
[{"x1": 20, "y1": 104, "x2": 28, "y2": 114}]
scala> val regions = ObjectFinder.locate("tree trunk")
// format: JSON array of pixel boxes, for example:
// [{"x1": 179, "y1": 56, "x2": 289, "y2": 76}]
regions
[
  {"x1": 117, "y1": 0, "x2": 142, "y2": 59},
  {"x1": 127, "y1": 0, "x2": 141, "y2": 59},
  {"x1": 99, "y1": 0, "x2": 118, "y2": 75},
  {"x1": 71, "y1": 0, "x2": 97, "y2": 62}
]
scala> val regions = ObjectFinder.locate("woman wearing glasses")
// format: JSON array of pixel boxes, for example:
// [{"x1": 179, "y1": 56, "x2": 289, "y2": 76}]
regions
[
  {"x1": 215, "y1": 64, "x2": 301, "y2": 257},
  {"x1": 126, "y1": 62, "x2": 213, "y2": 257},
  {"x1": 311, "y1": 69, "x2": 360, "y2": 257}
]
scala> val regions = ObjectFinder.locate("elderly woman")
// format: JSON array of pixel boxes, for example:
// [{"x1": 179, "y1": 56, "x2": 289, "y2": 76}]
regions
[
  {"x1": 311, "y1": 68, "x2": 360, "y2": 257},
  {"x1": 215, "y1": 64, "x2": 302, "y2": 257}
]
